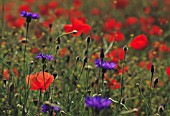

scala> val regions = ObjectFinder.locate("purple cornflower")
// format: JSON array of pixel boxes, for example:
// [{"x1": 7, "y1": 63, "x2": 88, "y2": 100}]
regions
[
  {"x1": 36, "y1": 52, "x2": 54, "y2": 61},
  {"x1": 20, "y1": 11, "x2": 39, "y2": 19},
  {"x1": 94, "y1": 59, "x2": 116, "y2": 70},
  {"x1": 42, "y1": 103, "x2": 60, "y2": 113},
  {"x1": 85, "y1": 95, "x2": 112, "y2": 110}
]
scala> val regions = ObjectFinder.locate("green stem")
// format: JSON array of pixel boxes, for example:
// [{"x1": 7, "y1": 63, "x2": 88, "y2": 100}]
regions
[{"x1": 1, "y1": 0, "x2": 4, "y2": 41}]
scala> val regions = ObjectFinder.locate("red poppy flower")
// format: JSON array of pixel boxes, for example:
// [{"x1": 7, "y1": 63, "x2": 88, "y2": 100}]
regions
[
  {"x1": 106, "y1": 48, "x2": 125, "y2": 63},
  {"x1": 105, "y1": 31, "x2": 124, "y2": 42},
  {"x1": 3, "y1": 68, "x2": 18, "y2": 80},
  {"x1": 148, "y1": 25, "x2": 163, "y2": 36},
  {"x1": 26, "y1": 71, "x2": 54, "y2": 91},
  {"x1": 59, "y1": 48, "x2": 68, "y2": 57},
  {"x1": 166, "y1": 67, "x2": 170, "y2": 80},
  {"x1": 63, "y1": 18, "x2": 91, "y2": 36},
  {"x1": 115, "y1": 0, "x2": 129, "y2": 9},
  {"x1": 91, "y1": 8, "x2": 101, "y2": 15},
  {"x1": 129, "y1": 34, "x2": 149, "y2": 50},
  {"x1": 39, "y1": 5, "x2": 49, "y2": 16},
  {"x1": 104, "y1": 18, "x2": 122, "y2": 32},
  {"x1": 18, "y1": 4, "x2": 31, "y2": 12},
  {"x1": 48, "y1": 1, "x2": 58, "y2": 9},
  {"x1": 105, "y1": 77, "x2": 121, "y2": 90},
  {"x1": 125, "y1": 17, "x2": 138, "y2": 26},
  {"x1": 55, "y1": 8, "x2": 64, "y2": 18}
]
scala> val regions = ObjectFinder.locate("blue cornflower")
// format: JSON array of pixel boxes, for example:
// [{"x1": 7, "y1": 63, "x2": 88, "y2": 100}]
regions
[
  {"x1": 20, "y1": 11, "x2": 39, "y2": 19},
  {"x1": 94, "y1": 59, "x2": 116, "y2": 70},
  {"x1": 36, "y1": 52, "x2": 54, "y2": 61},
  {"x1": 85, "y1": 95, "x2": 112, "y2": 110},
  {"x1": 42, "y1": 103, "x2": 60, "y2": 113}
]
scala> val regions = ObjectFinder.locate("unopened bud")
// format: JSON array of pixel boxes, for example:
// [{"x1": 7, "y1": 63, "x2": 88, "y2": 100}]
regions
[
  {"x1": 153, "y1": 77, "x2": 159, "y2": 88},
  {"x1": 33, "y1": 98, "x2": 38, "y2": 106},
  {"x1": 53, "y1": 72, "x2": 58, "y2": 79},
  {"x1": 76, "y1": 56, "x2": 80, "y2": 62},
  {"x1": 123, "y1": 45, "x2": 128, "y2": 53},
  {"x1": 56, "y1": 45, "x2": 60, "y2": 51},
  {"x1": 86, "y1": 36, "x2": 91, "y2": 45},
  {"x1": 100, "y1": 48, "x2": 105, "y2": 59},
  {"x1": 72, "y1": 30, "x2": 77, "y2": 34},
  {"x1": 57, "y1": 37, "x2": 60, "y2": 44},
  {"x1": 9, "y1": 83, "x2": 15, "y2": 92},
  {"x1": 158, "y1": 104, "x2": 165, "y2": 114},
  {"x1": 151, "y1": 64, "x2": 154, "y2": 73},
  {"x1": 49, "y1": 23, "x2": 52, "y2": 29}
]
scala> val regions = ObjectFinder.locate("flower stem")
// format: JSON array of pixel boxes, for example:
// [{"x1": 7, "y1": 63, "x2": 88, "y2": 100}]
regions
[{"x1": 1, "y1": 0, "x2": 4, "y2": 40}]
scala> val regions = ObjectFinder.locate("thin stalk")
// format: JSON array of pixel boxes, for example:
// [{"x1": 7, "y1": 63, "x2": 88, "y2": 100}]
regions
[
  {"x1": 24, "y1": 22, "x2": 29, "y2": 68},
  {"x1": 120, "y1": 51, "x2": 126, "y2": 99},
  {"x1": 137, "y1": 85, "x2": 151, "y2": 114},
  {"x1": 1, "y1": 0, "x2": 4, "y2": 40}
]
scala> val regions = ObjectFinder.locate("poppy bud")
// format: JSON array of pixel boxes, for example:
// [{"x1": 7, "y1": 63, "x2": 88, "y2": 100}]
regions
[
  {"x1": 9, "y1": 83, "x2": 15, "y2": 92},
  {"x1": 33, "y1": 98, "x2": 38, "y2": 106},
  {"x1": 100, "y1": 48, "x2": 105, "y2": 59},
  {"x1": 56, "y1": 45, "x2": 60, "y2": 51},
  {"x1": 153, "y1": 77, "x2": 159, "y2": 88},
  {"x1": 30, "y1": 61, "x2": 34, "y2": 65},
  {"x1": 21, "y1": 38, "x2": 28, "y2": 43},
  {"x1": 121, "y1": 98, "x2": 126, "y2": 104},
  {"x1": 151, "y1": 64, "x2": 154, "y2": 73},
  {"x1": 123, "y1": 45, "x2": 128, "y2": 53},
  {"x1": 53, "y1": 72, "x2": 58, "y2": 79},
  {"x1": 49, "y1": 37, "x2": 53, "y2": 42},
  {"x1": 3, "y1": 79, "x2": 7, "y2": 86},
  {"x1": 57, "y1": 37, "x2": 60, "y2": 44},
  {"x1": 83, "y1": 56, "x2": 88, "y2": 64},
  {"x1": 76, "y1": 56, "x2": 80, "y2": 62},
  {"x1": 49, "y1": 23, "x2": 52, "y2": 29},
  {"x1": 135, "y1": 83, "x2": 140, "y2": 87},
  {"x1": 86, "y1": 36, "x2": 91, "y2": 45},
  {"x1": 158, "y1": 104, "x2": 165, "y2": 114},
  {"x1": 72, "y1": 30, "x2": 77, "y2": 34}
]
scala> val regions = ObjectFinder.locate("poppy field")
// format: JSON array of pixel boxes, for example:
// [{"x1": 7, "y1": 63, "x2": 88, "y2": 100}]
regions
[{"x1": 0, "y1": 0, "x2": 170, "y2": 115}]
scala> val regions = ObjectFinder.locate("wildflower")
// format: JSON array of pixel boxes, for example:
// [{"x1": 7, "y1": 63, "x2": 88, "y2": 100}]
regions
[
  {"x1": 85, "y1": 95, "x2": 112, "y2": 110},
  {"x1": 166, "y1": 66, "x2": 170, "y2": 80},
  {"x1": 42, "y1": 102, "x2": 60, "y2": 113},
  {"x1": 20, "y1": 11, "x2": 39, "y2": 19},
  {"x1": 94, "y1": 59, "x2": 116, "y2": 70},
  {"x1": 26, "y1": 71, "x2": 54, "y2": 91},
  {"x1": 63, "y1": 18, "x2": 91, "y2": 36},
  {"x1": 106, "y1": 48, "x2": 125, "y2": 63},
  {"x1": 36, "y1": 52, "x2": 54, "y2": 61},
  {"x1": 105, "y1": 77, "x2": 121, "y2": 90},
  {"x1": 129, "y1": 34, "x2": 149, "y2": 50}
]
